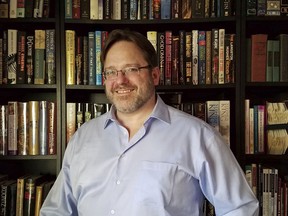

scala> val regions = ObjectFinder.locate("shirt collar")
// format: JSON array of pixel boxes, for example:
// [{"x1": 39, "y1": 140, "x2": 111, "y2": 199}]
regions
[{"x1": 104, "y1": 94, "x2": 171, "y2": 129}]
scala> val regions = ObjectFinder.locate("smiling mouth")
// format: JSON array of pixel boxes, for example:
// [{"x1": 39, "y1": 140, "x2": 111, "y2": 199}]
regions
[{"x1": 116, "y1": 89, "x2": 134, "y2": 94}]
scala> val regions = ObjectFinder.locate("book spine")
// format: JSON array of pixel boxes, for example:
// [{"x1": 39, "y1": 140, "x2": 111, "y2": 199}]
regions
[
  {"x1": 17, "y1": 31, "x2": 26, "y2": 84},
  {"x1": 178, "y1": 30, "x2": 186, "y2": 85},
  {"x1": 95, "y1": 31, "x2": 102, "y2": 85},
  {"x1": 8, "y1": 29, "x2": 18, "y2": 84},
  {"x1": 182, "y1": 0, "x2": 192, "y2": 19},
  {"x1": 66, "y1": 30, "x2": 76, "y2": 85},
  {"x1": 192, "y1": 0, "x2": 204, "y2": 18},
  {"x1": 72, "y1": 0, "x2": 81, "y2": 19},
  {"x1": 171, "y1": 35, "x2": 179, "y2": 85},
  {"x1": 204, "y1": 0, "x2": 210, "y2": 17},
  {"x1": 211, "y1": 28, "x2": 219, "y2": 84},
  {"x1": 157, "y1": 32, "x2": 165, "y2": 85},
  {"x1": 0, "y1": 2, "x2": 9, "y2": 18},
  {"x1": 278, "y1": 34, "x2": 288, "y2": 82},
  {"x1": 28, "y1": 101, "x2": 40, "y2": 155},
  {"x1": 65, "y1": 0, "x2": 73, "y2": 18},
  {"x1": 39, "y1": 101, "x2": 48, "y2": 155},
  {"x1": 90, "y1": 0, "x2": 99, "y2": 19},
  {"x1": 165, "y1": 31, "x2": 172, "y2": 85},
  {"x1": 80, "y1": 0, "x2": 90, "y2": 19},
  {"x1": 247, "y1": 0, "x2": 257, "y2": 15},
  {"x1": 281, "y1": 0, "x2": 288, "y2": 15},
  {"x1": 0, "y1": 105, "x2": 8, "y2": 156},
  {"x1": 82, "y1": 36, "x2": 89, "y2": 85},
  {"x1": 33, "y1": 0, "x2": 40, "y2": 17},
  {"x1": 198, "y1": 30, "x2": 206, "y2": 85},
  {"x1": 161, "y1": 0, "x2": 171, "y2": 19},
  {"x1": 224, "y1": 33, "x2": 231, "y2": 83},
  {"x1": 84, "y1": 103, "x2": 93, "y2": 122},
  {"x1": 192, "y1": 30, "x2": 199, "y2": 85},
  {"x1": 66, "y1": 103, "x2": 76, "y2": 144},
  {"x1": 206, "y1": 100, "x2": 220, "y2": 132},
  {"x1": 121, "y1": 0, "x2": 129, "y2": 19},
  {"x1": 46, "y1": 29, "x2": 56, "y2": 85},
  {"x1": 205, "y1": 30, "x2": 212, "y2": 84},
  {"x1": 9, "y1": 0, "x2": 17, "y2": 18},
  {"x1": 2, "y1": 31, "x2": 8, "y2": 84},
  {"x1": 171, "y1": 0, "x2": 180, "y2": 18},
  {"x1": 17, "y1": 102, "x2": 29, "y2": 156},
  {"x1": 88, "y1": 31, "x2": 95, "y2": 85},
  {"x1": 76, "y1": 103, "x2": 84, "y2": 129},
  {"x1": 193, "y1": 102, "x2": 206, "y2": 121},
  {"x1": 34, "y1": 30, "x2": 46, "y2": 84},
  {"x1": 8, "y1": 101, "x2": 18, "y2": 155},
  {"x1": 47, "y1": 102, "x2": 56, "y2": 155},
  {"x1": 103, "y1": 0, "x2": 111, "y2": 19},
  {"x1": 245, "y1": 99, "x2": 250, "y2": 154},
  {"x1": 17, "y1": 0, "x2": 25, "y2": 17},
  {"x1": 76, "y1": 36, "x2": 83, "y2": 85},
  {"x1": 185, "y1": 31, "x2": 192, "y2": 84},
  {"x1": 272, "y1": 40, "x2": 280, "y2": 82},
  {"x1": 0, "y1": 38, "x2": 2, "y2": 84},
  {"x1": 266, "y1": 40, "x2": 274, "y2": 82},
  {"x1": 218, "y1": 28, "x2": 225, "y2": 84},
  {"x1": 42, "y1": 0, "x2": 50, "y2": 18},
  {"x1": 112, "y1": 0, "x2": 121, "y2": 19},
  {"x1": 26, "y1": 35, "x2": 34, "y2": 84},
  {"x1": 219, "y1": 100, "x2": 230, "y2": 146}
]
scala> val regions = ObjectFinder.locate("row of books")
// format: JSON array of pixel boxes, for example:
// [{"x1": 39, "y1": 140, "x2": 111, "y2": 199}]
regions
[
  {"x1": 159, "y1": 92, "x2": 230, "y2": 146},
  {"x1": 0, "y1": 0, "x2": 51, "y2": 18},
  {"x1": 244, "y1": 99, "x2": 288, "y2": 155},
  {"x1": 247, "y1": 0, "x2": 288, "y2": 16},
  {"x1": 65, "y1": 28, "x2": 236, "y2": 86},
  {"x1": 0, "y1": 29, "x2": 56, "y2": 85},
  {"x1": 65, "y1": 0, "x2": 235, "y2": 21},
  {"x1": 66, "y1": 102, "x2": 111, "y2": 143},
  {"x1": 245, "y1": 164, "x2": 288, "y2": 216},
  {"x1": 0, "y1": 173, "x2": 54, "y2": 216},
  {"x1": 247, "y1": 34, "x2": 288, "y2": 82},
  {"x1": 0, "y1": 101, "x2": 57, "y2": 156}
]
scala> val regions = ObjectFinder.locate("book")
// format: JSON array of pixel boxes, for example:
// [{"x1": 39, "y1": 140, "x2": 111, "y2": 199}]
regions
[
  {"x1": 247, "y1": 0, "x2": 257, "y2": 15},
  {"x1": 266, "y1": 40, "x2": 274, "y2": 82},
  {"x1": 198, "y1": 30, "x2": 206, "y2": 85},
  {"x1": 206, "y1": 100, "x2": 220, "y2": 132},
  {"x1": 72, "y1": 0, "x2": 81, "y2": 19},
  {"x1": 219, "y1": 100, "x2": 230, "y2": 146},
  {"x1": 8, "y1": 101, "x2": 18, "y2": 155},
  {"x1": 266, "y1": 0, "x2": 281, "y2": 15},
  {"x1": 16, "y1": 174, "x2": 31, "y2": 216},
  {"x1": 0, "y1": 2, "x2": 9, "y2": 18},
  {"x1": 165, "y1": 31, "x2": 172, "y2": 85},
  {"x1": 112, "y1": 0, "x2": 121, "y2": 19},
  {"x1": 17, "y1": 102, "x2": 29, "y2": 156},
  {"x1": 82, "y1": 36, "x2": 89, "y2": 85},
  {"x1": 277, "y1": 34, "x2": 288, "y2": 82},
  {"x1": 88, "y1": 31, "x2": 95, "y2": 85},
  {"x1": 17, "y1": 0, "x2": 25, "y2": 17},
  {"x1": 95, "y1": 30, "x2": 102, "y2": 85},
  {"x1": 65, "y1": 0, "x2": 72, "y2": 18},
  {"x1": 46, "y1": 29, "x2": 56, "y2": 85},
  {"x1": 80, "y1": 0, "x2": 90, "y2": 19},
  {"x1": 0, "y1": 38, "x2": 2, "y2": 84},
  {"x1": 23, "y1": 175, "x2": 46, "y2": 216},
  {"x1": 34, "y1": 30, "x2": 46, "y2": 84},
  {"x1": 0, "y1": 179, "x2": 17, "y2": 216},
  {"x1": 171, "y1": 35, "x2": 179, "y2": 85},
  {"x1": 24, "y1": 0, "x2": 33, "y2": 17},
  {"x1": 42, "y1": 0, "x2": 50, "y2": 18},
  {"x1": 84, "y1": 103, "x2": 93, "y2": 122},
  {"x1": 17, "y1": 30, "x2": 26, "y2": 84},
  {"x1": 272, "y1": 39, "x2": 280, "y2": 82},
  {"x1": 181, "y1": 0, "x2": 191, "y2": 19},
  {"x1": 76, "y1": 36, "x2": 83, "y2": 85},
  {"x1": 211, "y1": 28, "x2": 219, "y2": 84},
  {"x1": 161, "y1": 0, "x2": 171, "y2": 19},
  {"x1": 39, "y1": 101, "x2": 48, "y2": 155},
  {"x1": 193, "y1": 102, "x2": 206, "y2": 121},
  {"x1": 0, "y1": 105, "x2": 8, "y2": 156},
  {"x1": 90, "y1": 0, "x2": 99, "y2": 19},
  {"x1": 185, "y1": 31, "x2": 192, "y2": 84},
  {"x1": 9, "y1": 0, "x2": 17, "y2": 18},
  {"x1": 205, "y1": 30, "x2": 212, "y2": 84},
  {"x1": 147, "y1": 31, "x2": 157, "y2": 52},
  {"x1": 28, "y1": 101, "x2": 40, "y2": 155},
  {"x1": 157, "y1": 32, "x2": 165, "y2": 85},
  {"x1": 26, "y1": 35, "x2": 34, "y2": 84},
  {"x1": 8, "y1": 29, "x2": 18, "y2": 84},
  {"x1": 245, "y1": 99, "x2": 250, "y2": 154},
  {"x1": 66, "y1": 30, "x2": 76, "y2": 85},
  {"x1": 251, "y1": 34, "x2": 268, "y2": 82},
  {"x1": 218, "y1": 28, "x2": 225, "y2": 84},
  {"x1": 76, "y1": 103, "x2": 84, "y2": 129},
  {"x1": 178, "y1": 30, "x2": 185, "y2": 85},
  {"x1": 66, "y1": 102, "x2": 76, "y2": 144},
  {"x1": 47, "y1": 101, "x2": 56, "y2": 155},
  {"x1": 192, "y1": 0, "x2": 204, "y2": 18},
  {"x1": 192, "y1": 30, "x2": 199, "y2": 85}
]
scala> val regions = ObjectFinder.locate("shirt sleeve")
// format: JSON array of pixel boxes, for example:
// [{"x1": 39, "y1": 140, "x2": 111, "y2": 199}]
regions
[
  {"x1": 197, "y1": 130, "x2": 259, "y2": 216},
  {"x1": 40, "y1": 134, "x2": 78, "y2": 216}
]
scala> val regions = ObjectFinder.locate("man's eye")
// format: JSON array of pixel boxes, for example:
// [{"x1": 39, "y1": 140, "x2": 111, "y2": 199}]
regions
[
  {"x1": 125, "y1": 67, "x2": 138, "y2": 73},
  {"x1": 106, "y1": 70, "x2": 116, "y2": 76}
]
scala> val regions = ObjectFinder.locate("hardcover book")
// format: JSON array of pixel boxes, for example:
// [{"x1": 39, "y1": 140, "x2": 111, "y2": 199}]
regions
[
  {"x1": 17, "y1": 102, "x2": 29, "y2": 156},
  {"x1": 178, "y1": 30, "x2": 185, "y2": 85},
  {"x1": 82, "y1": 36, "x2": 89, "y2": 85},
  {"x1": 8, "y1": 29, "x2": 17, "y2": 84},
  {"x1": 171, "y1": 35, "x2": 179, "y2": 85},
  {"x1": 219, "y1": 100, "x2": 230, "y2": 146},
  {"x1": 46, "y1": 29, "x2": 56, "y2": 85},
  {"x1": 0, "y1": 105, "x2": 8, "y2": 156},
  {"x1": 28, "y1": 101, "x2": 40, "y2": 155},
  {"x1": 80, "y1": 0, "x2": 90, "y2": 19},
  {"x1": 16, "y1": 31, "x2": 26, "y2": 84},
  {"x1": 95, "y1": 31, "x2": 102, "y2": 85},
  {"x1": 185, "y1": 31, "x2": 192, "y2": 84},
  {"x1": 192, "y1": 30, "x2": 199, "y2": 85},
  {"x1": 88, "y1": 31, "x2": 95, "y2": 85},
  {"x1": 26, "y1": 35, "x2": 34, "y2": 84},
  {"x1": 66, "y1": 102, "x2": 76, "y2": 144},
  {"x1": 157, "y1": 32, "x2": 165, "y2": 85},
  {"x1": 47, "y1": 101, "x2": 56, "y2": 155},
  {"x1": 218, "y1": 28, "x2": 225, "y2": 84},
  {"x1": 251, "y1": 34, "x2": 268, "y2": 82},
  {"x1": 205, "y1": 30, "x2": 212, "y2": 84},
  {"x1": 211, "y1": 29, "x2": 219, "y2": 84},
  {"x1": 198, "y1": 30, "x2": 206, "y2": 85},
  {"x1": 17, "y1": 0, "x2": 25, "y2": 18},
  {"x1": 34, "y1": 30, "x2": 46, "y2": 84},
  {"x1": 66, "y1": 30, "x2": 76, "y2": 85},
  {"x1": 76, "y1": 36, "x2": 83, "y2": 85},
  {"x1": 206, "y1": 100, "x2": 220, "y2": 132},
  {"x1": 39, "y1": 101, "x2": 48, "y2": 155},
  {"x1": 8, "y1": 101, "x2": 18, "y2": 155},
  {"x1": 165, "y1": 31, "x2": 172, "y2": 85}
]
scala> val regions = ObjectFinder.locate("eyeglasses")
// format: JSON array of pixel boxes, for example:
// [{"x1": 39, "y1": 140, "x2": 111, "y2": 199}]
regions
[{"x1": 103, "y1": 65, "x2": 151, "y2": 80}]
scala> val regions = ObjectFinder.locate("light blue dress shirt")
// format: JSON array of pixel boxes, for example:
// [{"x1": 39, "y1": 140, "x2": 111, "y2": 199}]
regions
[{"x1": 40, "y1": 95, "x2": 259, "y2": 216}]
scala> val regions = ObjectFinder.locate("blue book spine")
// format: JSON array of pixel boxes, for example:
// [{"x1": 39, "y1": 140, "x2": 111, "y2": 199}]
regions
[{"x1": 95, "y1": 31, "x2": 102, "y2": 85}]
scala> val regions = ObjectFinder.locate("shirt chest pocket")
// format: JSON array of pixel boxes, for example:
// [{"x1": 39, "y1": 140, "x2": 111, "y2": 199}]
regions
[{"x1": 129, "y1": 161, "x2": 178, "y2": 206}]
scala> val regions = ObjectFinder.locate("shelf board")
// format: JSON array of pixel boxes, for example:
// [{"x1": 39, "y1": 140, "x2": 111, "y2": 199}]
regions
[
  {"x1": 0, "y1": 155, "x2": 57, "y2": 160},
  {"x1": 0, "y1": 84, "x2": 57, "y2": 89}
]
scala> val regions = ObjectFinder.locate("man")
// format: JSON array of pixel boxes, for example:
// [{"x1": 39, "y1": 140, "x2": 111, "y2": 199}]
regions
[{"x1": 40, "y1": 29, "x2": 259, "y2": 216}]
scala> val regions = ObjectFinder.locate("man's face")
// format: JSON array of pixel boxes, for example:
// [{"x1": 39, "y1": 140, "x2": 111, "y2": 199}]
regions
[{"x1": 103, "y1": 41, "x2": 159, "y2": 114}]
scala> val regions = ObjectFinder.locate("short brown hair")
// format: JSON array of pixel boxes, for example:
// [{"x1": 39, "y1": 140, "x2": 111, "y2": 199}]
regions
[{"x1": 100, "y1": 29, "x2": 158, "y2": 68}]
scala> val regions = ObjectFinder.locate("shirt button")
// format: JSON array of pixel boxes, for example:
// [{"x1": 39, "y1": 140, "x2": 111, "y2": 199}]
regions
[
  {"x1": 111, "y1": 209, "x2": 115, "y2": 214},
  {"x1": 116, "y1": 180, "x2": 121, "y2": 185}
]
